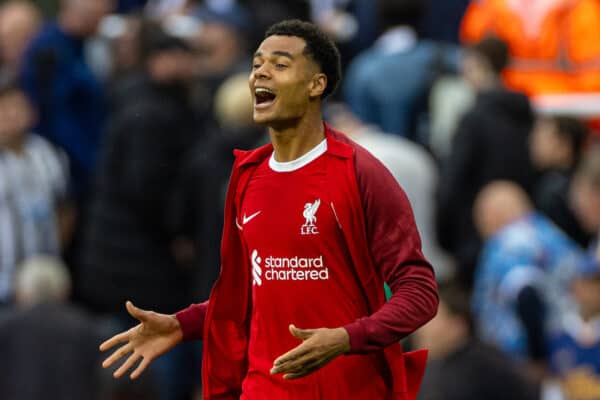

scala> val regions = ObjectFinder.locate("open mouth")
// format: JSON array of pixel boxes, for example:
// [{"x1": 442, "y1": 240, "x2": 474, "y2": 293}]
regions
[{"x1": 254, "y1": 87, "x2": 276, "y2": 108}]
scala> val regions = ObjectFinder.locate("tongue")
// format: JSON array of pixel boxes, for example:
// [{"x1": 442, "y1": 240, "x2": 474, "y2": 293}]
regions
[{"x1": 257, "y1": 92, "x2": 275, "y2": 104}]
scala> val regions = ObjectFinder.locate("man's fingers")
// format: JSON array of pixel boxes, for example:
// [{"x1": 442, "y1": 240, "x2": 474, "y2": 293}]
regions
[
  {"x1": 130, "y1": 356, "x2": 151, "y2": 380},
  {"x1": 102, "y1": 343, "x2": 133, "y2": 369},
  {"x1": 283, "y1": 356, "x2": 324, "y2": 380},
  {"x1": 126, "y1": 301, "x2": 149, "y2": 323},
  {"x1": 113, "y1": 352, "x2": 141, "y2": 378},
  {"x1": 273, "y1": 342, "x2": 311, "y2": 368},
  {"x1": 284, "y1": 353, "x2": 334, "y2": 380},
  {"x1": 272, "y1": 345, "x2": 318, "y2": 375},
  {"x1": 289, "y1": 324, "x2": 315, "y2": 340},
  {"x1": 99, "y1": 330, "x2": 130, "y2": 352}
]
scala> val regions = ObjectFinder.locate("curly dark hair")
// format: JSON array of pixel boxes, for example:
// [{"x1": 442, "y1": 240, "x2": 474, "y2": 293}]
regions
[{"x1": 265, "y1": 19, "x2": 341, "y2": 99}]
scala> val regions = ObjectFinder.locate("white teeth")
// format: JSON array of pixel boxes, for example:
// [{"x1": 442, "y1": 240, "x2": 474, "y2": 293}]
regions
[{"x1": 255, "y1": 87, "x2": 274, "y2": 95}]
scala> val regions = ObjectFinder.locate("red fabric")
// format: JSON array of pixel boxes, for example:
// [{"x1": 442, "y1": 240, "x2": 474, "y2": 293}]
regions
[
  {"x1": 403, "y1": 350, "x2": 429, "y2": 400},
  {"x1": 239, "y1": 153, "x2": 391, "y2": 398},
  {"x1": 175, "y1": 301, "x2": 207, "y2": 342},
  {"x1": 175, "y1": 125, "x2": 438, "y2": 400}
]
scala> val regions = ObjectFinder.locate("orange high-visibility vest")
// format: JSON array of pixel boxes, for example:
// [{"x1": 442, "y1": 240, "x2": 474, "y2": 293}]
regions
[{"x1": 460, "y1": 0, "x2": 600, "y2": 95}]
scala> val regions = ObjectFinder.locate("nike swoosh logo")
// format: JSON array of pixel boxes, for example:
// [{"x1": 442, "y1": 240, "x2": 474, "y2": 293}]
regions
[{"x1": 242, "y1": 210, "x2": 261, "y2": 225}]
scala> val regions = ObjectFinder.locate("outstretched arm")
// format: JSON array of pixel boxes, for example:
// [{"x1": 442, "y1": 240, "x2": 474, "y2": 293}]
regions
[{"x1": 99, "y1": 301, "x2": 184, "y2": 379}]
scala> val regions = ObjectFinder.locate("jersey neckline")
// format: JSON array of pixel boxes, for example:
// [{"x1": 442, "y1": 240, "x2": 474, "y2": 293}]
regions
[{"x1": 268, "y1": 138, "x2": 327, "y2": 172}]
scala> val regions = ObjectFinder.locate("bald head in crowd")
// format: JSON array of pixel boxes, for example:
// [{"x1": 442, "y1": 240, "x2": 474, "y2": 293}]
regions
[
  {"x1": 0, "y1": 1, "x2": 42, "y2": 72},
  {"x1": 473, "y1": 181, "x2": 533, "y2": 239},
  {"x1": 214, "y1": 72, "x2": 254, "y2": 130},
  {"x1": 15, "y1": 256, "x2": 71, "y2": 307}
]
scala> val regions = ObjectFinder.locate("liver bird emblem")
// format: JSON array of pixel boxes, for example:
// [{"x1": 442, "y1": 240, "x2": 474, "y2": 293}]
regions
[{"x1": 303, "y1": 199, "x2": 320, "y2": 226}]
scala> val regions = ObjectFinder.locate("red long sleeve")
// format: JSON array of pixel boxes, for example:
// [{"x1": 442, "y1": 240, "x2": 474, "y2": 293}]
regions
[
  {"x1": 343, "y1": 145, "x2": 439, "y2": 353},
  {"x1": 343, "y1": 265, "x2": 438, "y2": 353},
  {"x1": 175, "y1": 301, "x2": 209, "y2": 341}
]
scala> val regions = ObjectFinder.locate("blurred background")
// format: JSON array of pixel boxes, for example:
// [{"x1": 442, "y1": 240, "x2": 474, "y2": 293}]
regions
[{"x1": 0, "y1": 0, "x2": 599, "y2": 399}]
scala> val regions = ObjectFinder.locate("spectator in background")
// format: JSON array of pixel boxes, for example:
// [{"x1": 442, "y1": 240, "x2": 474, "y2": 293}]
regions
[
  {"x1": 415, "y1": 283, "x2": 539, "y2": 400},
  {"x1": 420, "y1": 0, "x2": 470, "y2": 44},
  {"x1": 117, "y1": 0, "x2": 147, "y2": 13},
  {"x1": 0, "y1": 78, "x2": 72, "y2": 305},
  {"x1": 344, "y1": 0, "x2": 458, "y2": 140},
  {"x1": 186, "y1": 2, "x2": 252, "y2": 123},
  {"x1": 533, "y1": 145, "x2": 600, "y2": 253},
  {"x1": 20, "y1": 0, "x2": 113, "y2": 203},
  {"x1": 0, "y1": 1, "x2": 42, "y2": 79},
  {"x1": 79, "y1": 23, "x2": 201, "y2": 400},
  {"x1": 0, "y1": 256, "x2": 114, "y2": 400},
  {"x1": 104, "y1": 13, "x2": 144, "y2": 85},
  {"x1": 472, "y1": 181, "x2": 584, "y2": 379},
  {"x1": 310, "y1": 0, "x2": 378, "y2": 67},
  {"x1": 240, "y1": 0, "x2": 311, "y2": 50},
  {"x1": 436, "y1": 36, "x2": 536, "y2": 288},
  {"x1": 548, "y1": 253, "x2": 600, "y2": 400},
  {"x1": 460, "y1": 0, "x2": 600, "y2": 96},
  {"x1": 325, "y1": 101, "x2": 454, "y2": 282},
  {"x1": 173, "y1": 72, "x2": 266, "y2": 305},
  {"x1": 530, "y1": 116, "x2": 591, "y2": 247},
  {"x1": 144, "y1": 0, "x2": 190, "y2": 20},
  {"x1": 530, "y1": 116, "x2": 587, "y2": 177}
]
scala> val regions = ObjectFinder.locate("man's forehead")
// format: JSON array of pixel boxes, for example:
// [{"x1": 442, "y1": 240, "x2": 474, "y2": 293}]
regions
[{"x1": 255, "y1": 35, "x2": 306, "y2": 57}]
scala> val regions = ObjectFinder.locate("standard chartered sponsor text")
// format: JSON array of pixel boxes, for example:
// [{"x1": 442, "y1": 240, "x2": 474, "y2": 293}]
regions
[{"x1": 261, "y1": 254, "x2": 329, "y2": 281}]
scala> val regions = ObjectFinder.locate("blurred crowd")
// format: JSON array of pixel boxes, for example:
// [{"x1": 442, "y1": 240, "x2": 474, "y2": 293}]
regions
[{"x1": 0, "y1": 0, "x2": 599, "y2": 399}]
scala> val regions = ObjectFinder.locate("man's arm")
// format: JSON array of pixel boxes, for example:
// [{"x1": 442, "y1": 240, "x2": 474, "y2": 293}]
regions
[
  {"x1": 344, "y1": 148, "x2": 439, "y2": 353},
  {"x1": 344, "y1": 266, "x2": 438, "y2": 353},
  {"x1": 271, "y1": 146, "x2": 438, "y2": 379},
  {"x1": 175, "y1": 301, "x2": 209, "y2": 341}
]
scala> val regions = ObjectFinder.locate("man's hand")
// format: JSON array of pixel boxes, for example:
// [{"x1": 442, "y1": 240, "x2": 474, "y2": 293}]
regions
[
  {"x1": 99, "y1": 301, "x2": 183, "y2": 380},
  {"x1": 270, "y1": 324, "x2": 351, "y2": 380}
]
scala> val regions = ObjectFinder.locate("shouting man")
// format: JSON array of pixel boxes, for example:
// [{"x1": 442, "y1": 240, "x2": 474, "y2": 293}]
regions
[{"x1": 100, "y1": 19, "x2": 438, "y2": 400}]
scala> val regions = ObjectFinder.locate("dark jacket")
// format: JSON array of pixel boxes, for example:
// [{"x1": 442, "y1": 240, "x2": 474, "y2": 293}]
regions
[
  {"x1": 436, "y1": 89, "x2": 535, "y2": 285},
  {"x1": 79, "y1": 76, "x2": 199, "y2": 315},
  {"x1": 171, "y1": 126, "x2": 267, "y2": 301},
  {"x1": 534, "y1": 170, "x2": 594, "y2": 248},
  {"x1": 0, "y1": 303, "x2": 110, "y2": 400},
  {"x1": 418, "y1": 340, "x2": 539, "y2": 400}
]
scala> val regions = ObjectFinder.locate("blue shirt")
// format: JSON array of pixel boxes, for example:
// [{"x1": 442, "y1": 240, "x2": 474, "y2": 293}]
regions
[
  {"x1": 344, "y1": 29, "x2": 459, "y2": 138},
  {"x1": 473, "y1": 212, "x2": 584, "y2": 359},
  {"x1": 20, "y1": 22, "x2": 106, "y2": 200}
]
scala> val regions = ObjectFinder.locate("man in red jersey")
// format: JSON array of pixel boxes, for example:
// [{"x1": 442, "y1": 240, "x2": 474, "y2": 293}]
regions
[{"x1": 100, "y1": 19, "x2": 438, "y2": 400}]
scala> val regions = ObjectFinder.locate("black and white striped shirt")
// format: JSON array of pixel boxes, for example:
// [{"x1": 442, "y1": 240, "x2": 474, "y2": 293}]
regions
[{"x1": 0, "y1": 134, "x2": 68, "y2": 302}]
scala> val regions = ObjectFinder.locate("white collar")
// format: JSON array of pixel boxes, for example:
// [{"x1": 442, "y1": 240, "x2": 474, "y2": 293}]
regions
[
  {"x1": 269, "y1": 138, "x2": 327, "y2": 172},
  {"x1": 375, "y1": 26, "x2": 417, "y2": 55}
]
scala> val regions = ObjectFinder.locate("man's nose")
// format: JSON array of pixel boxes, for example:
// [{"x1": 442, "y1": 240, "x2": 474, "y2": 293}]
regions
[{"x1": 254, "y1": 64, "x2": 270, "y2": 80}]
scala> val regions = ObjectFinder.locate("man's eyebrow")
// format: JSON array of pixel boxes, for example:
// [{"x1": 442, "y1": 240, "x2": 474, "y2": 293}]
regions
[{"x1": 253, "y1": 50, "x2": 295, "y2": 60}]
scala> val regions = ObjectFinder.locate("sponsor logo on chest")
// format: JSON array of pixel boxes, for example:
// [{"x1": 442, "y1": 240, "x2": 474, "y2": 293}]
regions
[{"x1": 250, "y1": 249, "x2": 329, "y2": 285}]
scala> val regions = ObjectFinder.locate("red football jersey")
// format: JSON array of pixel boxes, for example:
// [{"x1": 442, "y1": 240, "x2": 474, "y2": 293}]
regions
[{"x1": 239, "y1": 140, "x2": 392, "y2": 399}]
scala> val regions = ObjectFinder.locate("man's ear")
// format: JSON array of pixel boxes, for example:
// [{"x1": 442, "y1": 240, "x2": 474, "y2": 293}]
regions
[{"x1": 308, "y1": 73, "x2": 327, "y2": 98}]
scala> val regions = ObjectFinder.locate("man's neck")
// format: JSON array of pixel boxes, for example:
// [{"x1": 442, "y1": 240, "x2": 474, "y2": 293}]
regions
[{"x1": 269, "y1": 111, "x2": 325, "y2": 162}]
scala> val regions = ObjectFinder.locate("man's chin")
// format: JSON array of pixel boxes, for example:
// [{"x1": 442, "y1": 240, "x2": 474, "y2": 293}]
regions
[{"x1": 252, "y1": 112, "x2": 274, "y2": 125}]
